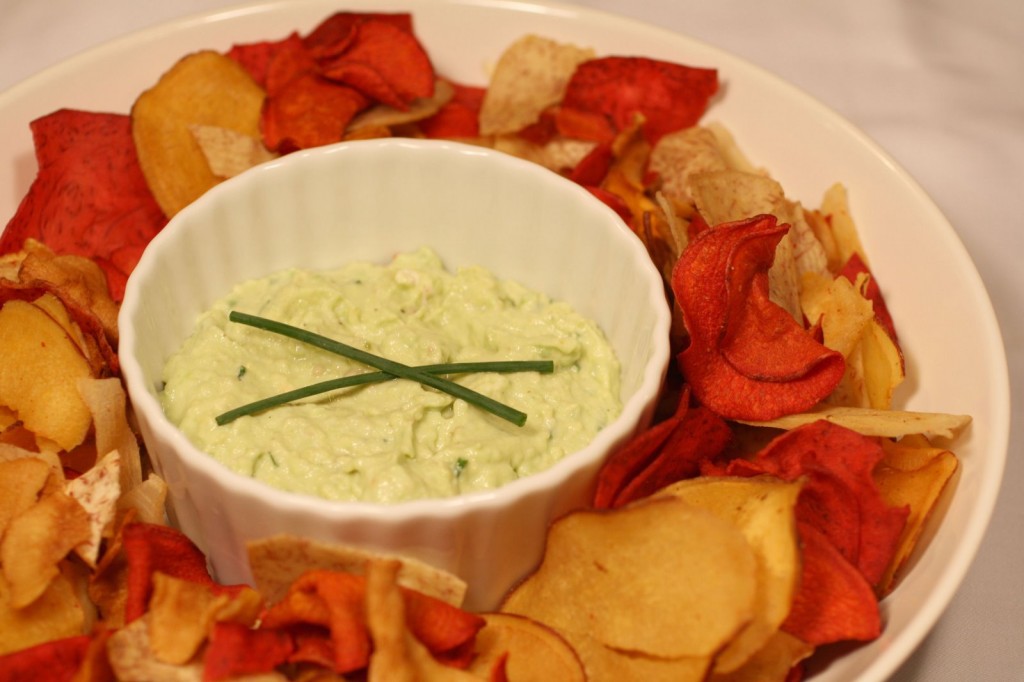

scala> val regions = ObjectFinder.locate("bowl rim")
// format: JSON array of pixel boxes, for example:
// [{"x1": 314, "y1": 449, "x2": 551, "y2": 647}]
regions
[{"x1": 118, "y1": 137, "x2": 673, "y2": 519}]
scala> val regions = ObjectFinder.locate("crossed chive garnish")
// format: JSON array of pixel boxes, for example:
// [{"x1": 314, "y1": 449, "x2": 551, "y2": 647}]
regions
[{"x1": 215, "y1": 311, "x2": 553, "y2": 427}]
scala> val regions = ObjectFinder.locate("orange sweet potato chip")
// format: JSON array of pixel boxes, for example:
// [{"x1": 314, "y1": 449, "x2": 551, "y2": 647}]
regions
[
  {"x1": 0, "y1": 110, "x2": 166, "y2": 301},
  {"x1": 672, "y1": 215, "x2": 846, "y2": 420},
  {"x1": 203, "y1": 622, "x2": 295, "y2": 682},
  {"x1": 782, "y1": 522, "x2": 881, "y2": 645},
  {"x1": 560, "y1": 56, "x2": 718, "y2": 144}
]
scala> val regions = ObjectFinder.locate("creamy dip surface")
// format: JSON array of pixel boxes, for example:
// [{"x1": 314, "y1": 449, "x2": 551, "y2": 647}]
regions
[{"x1": 160, "y1": 248, "x2": 622, "y2": 503}]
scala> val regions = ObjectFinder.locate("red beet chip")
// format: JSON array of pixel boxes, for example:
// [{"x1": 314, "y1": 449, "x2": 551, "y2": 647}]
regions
[
  {"x1": 0, "y1": 635, "x2": 92, "y2": 682},
  {"x1": 320, "y1": 19, "x2": 435, "y2": 110},
  {"x1": 302, "y1": 11, "x2": 414, "y2": 60},
  {"x1": 0, "y1": 109, "x2": 166, "y2": 301},
  {"x1": 671, "y1": 214, "x2": 845, "y2": 421},
  {"x1": 561, "y1": 56, "x2": 718, "y2": 144},
  {"x1": 721, "y1": 420, "x2": 908, "y2": 586}
]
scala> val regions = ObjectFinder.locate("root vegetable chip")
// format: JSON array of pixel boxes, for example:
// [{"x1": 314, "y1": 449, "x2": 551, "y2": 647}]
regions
[
  {"x1": 672, "y1": 215, "x2": 845, "y2": 421},
  {"x1": 655, "y1": 477, "x2": 802, "y2": 674},
  {"x1": 874, "y1": 437, "x2": 959, "y2": 594},
  {"x1": 560, "y1": 56, "x2": 718, "y2": 144},
  {"x1": 320, "y1": 20, "x2": 434, "y2": 110},
  {"x1": 593, "y1": 389, "x2": 732, "y2": 509},
  {"x1": 1, "y1": 484, "x2": 91, "y2": 609},
  {"x1": 188, "y1": 124, "x2": 278, "y2": 179},
  {"x1": 0, "y1": 634, "x2": 92, "y2": 678},
  {"x1": 203, "y1": 621, "x2": 294, "y2": 681},
  {"x1": 247, "y1": 535, "x2": 467, "y2": 607},
  {"x1": 0, "y1": 294, "x2": 96, "y2": 448},
  {"x1": 478, "y1": 35, "x2": 595, "y2": 136},
  {"x1": 65, "y1": 450, "x2": 121, "y2": 568},
  {"x1": 739, "y1": 404, "x2": 971, "y2": 440},
  {"x1": 0, "y1": 110, "x2": 166, "y2": 301},
  {"x1": 716, "y1": 420, "x2": 907, "y2": 588},
  {"x1": 0, "y1": 568, "x2": 86, "y2": 656},
  {"x1": 501, "y1": 496, "x2": 758, "y2": 662},
  {"x1": 131, "y1": 50, "x2": 266, "y2": 217},
  {"x1": 467, "y1": 613, "x2": 585, "y2": 681},
  {"x1": 420, "y1": 80, "x2": 485, "y2": 140},
  {"x1": 261, "y1": 71, "x2": 369, "y2": 152},
  {"x1": 781, "y1": 522, "x2": 881, "y2": 645}
]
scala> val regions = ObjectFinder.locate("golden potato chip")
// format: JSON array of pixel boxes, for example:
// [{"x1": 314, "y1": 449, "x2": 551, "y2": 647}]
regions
[
  {"x1": 501, "y1": 496, "x2": 757, "y2": 660},
  {"x1": 0, "y1": 298, "x2": 94, "y2": 451},
  {"x1": 132, "y1": 50, "x2": 266, "y2": 217},
  {"x1": 479, "y1": 35, "x2": 595, "y2": 136},
  {"x1": 0, "y1": 564, "x2": 85, "y2": 655},
  {"x1": 468, "y1": 613, "x2": 585, "y2": 681},
  {"x1": 66, "y1": 450, "x2": 121, "y2": 568},
  {"x1": 0, "y1": 456, "x2": 52, "y2": 537},
  {"x1": 655, "y1": 476, "x2": 802, "y2": 674},
  {"x1": 568, "y1": 631, "x2": 712, "y2": 682},
  {"x1": 365, "y1": 559, "x2": 482, "y2": 682},
  {"x1": 188, "y1": 124, "x2": 277, "y2": 179},
  {"x1": 859, "y1": 317, "x2": 906, "y2": 410},
  {"x1": 875, "y1": 439, "x2": 959, "y2": 594},
  {"x1": 818, "y1": 183, "x2": 866, "y2": 271},
  {"x1": 2, "y1": 484, "x2": 91, "y2": 609},
  {"x1": 14, "y1": 238, "x2": 119, "y2": 348},
  {"x1": 107, "y1": 616, "x2": 205, "y2": 682},
  {"x1": 739, "y1": 405, "x2": 971, "y2": 440},
  {"x1": 710, "y1": 630, "x2": 813, "y2": 682},
  {"x1": 248, "y1": 535, "x2": 467, "y2": 607}
]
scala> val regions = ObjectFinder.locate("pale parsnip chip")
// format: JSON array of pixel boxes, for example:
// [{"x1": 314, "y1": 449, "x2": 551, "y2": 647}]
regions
[{"x1": 738, "y1": 405, "x2": 971, "y2": 440}]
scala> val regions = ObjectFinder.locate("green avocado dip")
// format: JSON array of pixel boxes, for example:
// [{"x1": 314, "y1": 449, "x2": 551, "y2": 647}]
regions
[{"x1": 159, "y1": 247, "x2": 622, "y2": 503}]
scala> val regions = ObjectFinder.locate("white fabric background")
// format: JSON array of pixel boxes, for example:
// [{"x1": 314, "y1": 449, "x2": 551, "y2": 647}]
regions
[{"x1": 2, "y1": 0, "x2": 1021, "y2": 679}]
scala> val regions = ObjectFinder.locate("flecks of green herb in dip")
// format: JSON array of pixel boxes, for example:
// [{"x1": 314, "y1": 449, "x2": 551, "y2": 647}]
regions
[{"x1": 159, "y1": 247, "x2": 621, "y2": 503}]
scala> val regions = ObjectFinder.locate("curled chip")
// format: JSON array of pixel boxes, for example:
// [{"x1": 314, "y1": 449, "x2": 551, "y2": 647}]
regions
[
  {"x1": 468, "y1": 613, "x2": 585, "y2": 681},
  {"x1": 672, "y1": 215, "x2": 846, "y2": 421},
  {"x1": 131, "y1": 50, "x2": 266, "y2": 217}
]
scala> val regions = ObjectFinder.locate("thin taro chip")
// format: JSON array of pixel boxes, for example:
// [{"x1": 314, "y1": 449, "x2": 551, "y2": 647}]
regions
[{"x1": 478, "y1": 34, "x2": 595, "y2": 136}]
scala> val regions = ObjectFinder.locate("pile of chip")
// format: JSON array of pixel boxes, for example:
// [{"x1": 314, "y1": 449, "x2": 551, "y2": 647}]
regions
[{"x1": 0, "y1": 9, "x2": 971, "y2": 682}]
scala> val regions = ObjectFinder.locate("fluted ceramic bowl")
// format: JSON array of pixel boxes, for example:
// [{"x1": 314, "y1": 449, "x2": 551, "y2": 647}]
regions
[{"x1": 118, "y1": 137, "x2": 671, "y2": 610}]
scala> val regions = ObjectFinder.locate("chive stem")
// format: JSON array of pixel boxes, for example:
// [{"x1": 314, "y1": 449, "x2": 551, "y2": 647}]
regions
[{"x1": 221, "y1": 311, "x2": 553, "y2": 427}]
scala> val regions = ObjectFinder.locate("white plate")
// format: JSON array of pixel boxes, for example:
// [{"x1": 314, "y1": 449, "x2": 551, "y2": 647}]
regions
[{"x1": 0, "y1": 1, "x2": 1009, "y2": 680}]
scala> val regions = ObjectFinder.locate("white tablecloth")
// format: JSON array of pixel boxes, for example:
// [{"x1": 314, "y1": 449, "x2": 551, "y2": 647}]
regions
[{"x1": 2, "y1": 0, "x2": 1021, "y2": 679}]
